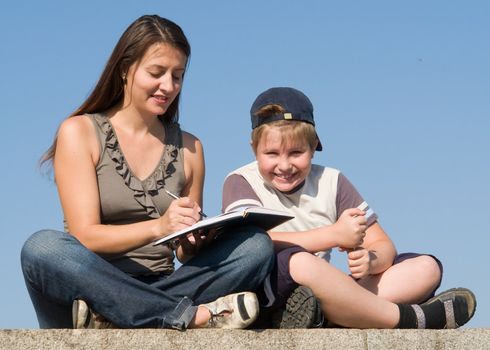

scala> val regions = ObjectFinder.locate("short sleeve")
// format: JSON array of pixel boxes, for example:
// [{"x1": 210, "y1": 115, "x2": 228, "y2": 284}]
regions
[
  {"x1": 221, "y1": 174, "x2": 262, "y2": 213},
  {"x1": 336, "y1": 173, "x2": 378, "y2": 226}
]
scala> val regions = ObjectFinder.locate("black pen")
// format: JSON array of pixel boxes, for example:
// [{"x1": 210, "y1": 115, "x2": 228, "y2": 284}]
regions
[{"x1": 164, "y1": 189, "x2": 208, "y2": 218}]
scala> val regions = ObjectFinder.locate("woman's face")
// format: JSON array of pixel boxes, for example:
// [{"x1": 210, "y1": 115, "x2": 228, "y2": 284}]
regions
[{"x1": 124, "y1": 43, "x2": 187, "y2": 117}]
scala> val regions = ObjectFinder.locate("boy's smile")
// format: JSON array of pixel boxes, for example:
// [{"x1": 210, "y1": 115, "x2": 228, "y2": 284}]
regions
[{"x1": 255, "y1": 127, "x2": 314, "y2": 193}]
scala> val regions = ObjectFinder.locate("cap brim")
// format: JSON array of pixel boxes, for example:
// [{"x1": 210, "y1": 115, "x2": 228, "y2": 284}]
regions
[{"x1": 316, "y1": 134, "x2": 323, "y2": 151}]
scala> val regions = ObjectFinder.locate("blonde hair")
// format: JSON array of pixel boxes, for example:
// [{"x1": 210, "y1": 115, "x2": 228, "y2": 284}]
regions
[{"x1": 251, "y1": 104, "x2": 318, "y2": 152}]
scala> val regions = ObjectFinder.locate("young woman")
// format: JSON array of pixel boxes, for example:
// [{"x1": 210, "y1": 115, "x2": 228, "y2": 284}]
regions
[{"x1": 21, "y1": 15, "x2": 273, "y2": 330}]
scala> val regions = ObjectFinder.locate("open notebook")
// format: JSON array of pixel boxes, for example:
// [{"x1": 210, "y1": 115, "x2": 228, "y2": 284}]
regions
[{"x1": 153, "y1": 206, "x2": 294, "y2": 245}]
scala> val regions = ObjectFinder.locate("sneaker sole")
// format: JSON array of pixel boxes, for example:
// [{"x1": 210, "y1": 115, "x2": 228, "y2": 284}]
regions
[
  {"x1": 272, "y1": 286, "x2": 323, "y2": 328},
  {"x1": 72, "y1": 299, "x2": 89, "y2": 329}
]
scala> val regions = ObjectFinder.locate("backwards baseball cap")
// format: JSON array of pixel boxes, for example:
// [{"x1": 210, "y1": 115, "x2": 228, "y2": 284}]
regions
[{"x1": 250, "y1": 87, "x2": 323, "y2": 151}]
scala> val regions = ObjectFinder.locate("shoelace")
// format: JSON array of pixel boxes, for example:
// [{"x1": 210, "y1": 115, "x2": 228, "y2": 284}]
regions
[
  {"x1": 88, "y1": 311, "x2": 113, "y2": 328},
  {"x1": 207, "y1": 309, "x2": 234, "y2": 327}
]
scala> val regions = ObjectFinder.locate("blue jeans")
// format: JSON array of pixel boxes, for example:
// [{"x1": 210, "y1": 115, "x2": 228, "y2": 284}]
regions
[{"x1": 21, "y1": 227, "x2": 274, "y2": 329}]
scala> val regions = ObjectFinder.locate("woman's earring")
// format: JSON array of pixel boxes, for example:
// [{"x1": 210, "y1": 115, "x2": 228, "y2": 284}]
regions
[{"x1": 122, "y1": 74, "x2": 127, "y2": 84}]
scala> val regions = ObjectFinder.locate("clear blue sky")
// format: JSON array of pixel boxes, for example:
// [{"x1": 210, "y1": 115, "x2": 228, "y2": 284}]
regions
[{"x1": 1, "y1": 1, "x2": 488, "y2": 329}]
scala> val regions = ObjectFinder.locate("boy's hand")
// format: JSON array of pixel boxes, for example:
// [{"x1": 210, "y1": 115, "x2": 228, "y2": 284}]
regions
[
  {"x1": 347, "y1": 247, "x2": 372, "y2": 279},
  {"x1": 333, "y1": 208, "x2": 367, "y2": 249}
]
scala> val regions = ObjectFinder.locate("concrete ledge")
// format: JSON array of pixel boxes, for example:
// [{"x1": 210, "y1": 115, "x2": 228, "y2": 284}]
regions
[{"x1": 1, "y1": 329, "x2": 489, "y2": 350}]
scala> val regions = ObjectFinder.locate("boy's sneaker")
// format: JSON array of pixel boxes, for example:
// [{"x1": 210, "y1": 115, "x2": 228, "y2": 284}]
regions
[
  {"x1": 202, "y1": 292, "x2": 259, "y2": 329},
  {"x1": 271, "y1": 286, "x2": 324, "y2": 328},
  {"x1": 72, "y1": 299, "x2": 115, "y2": 329}
]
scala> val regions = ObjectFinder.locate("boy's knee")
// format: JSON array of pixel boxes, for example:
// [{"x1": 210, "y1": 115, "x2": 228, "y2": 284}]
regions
[
  {"x1": 416, "y1": 255, "x2": 442, "y2": 286},
  {"x1": 289, "y1": 251, "x2": 316, "y2": 265},
  {"x1": 288, "y1": 252, "x2": 328, "y2": 285}
]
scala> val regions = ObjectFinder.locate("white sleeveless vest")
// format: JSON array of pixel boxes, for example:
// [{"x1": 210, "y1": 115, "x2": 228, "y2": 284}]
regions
[{"x1": 228, "y1": 161, "x2": 340, "y2": 261}]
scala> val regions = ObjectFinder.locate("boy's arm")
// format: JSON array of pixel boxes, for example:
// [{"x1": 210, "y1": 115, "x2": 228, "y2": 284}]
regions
[
  {"x1": 222, "y1": 174, "x2": 365, "y2": 252},
  {"x1": 352, "y1": 222, "x2": 397, "y2": 276},
  {"x1": 336, "y1": 173, "x2": 397, "y2": 277},
  {"x1": 268, "y1": 208, "x2": 367, "y2": 252},
  {"x1": 222, "y1": 174, "x2": 262, "y2": 213},
  {"x1": 223, "y1": 173, "x2": 368, "y2": 252}
]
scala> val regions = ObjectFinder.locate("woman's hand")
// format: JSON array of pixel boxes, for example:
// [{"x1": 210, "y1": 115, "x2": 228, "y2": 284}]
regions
[
  {"x1": 177, "y1": 232, "x2": 204, "y2": 256},
  {"x1": 347, "y1": 247, "x2": 372, "y2": 279},
  {"x1": 175, "y1": 229, "x2": 219, "y2": 262},
  {"x1": 158, "y1": 196, "x2": 202, "y2": 237},
  {"x1": 333, "y1": 208, "x2": 367, "y2": 249}
]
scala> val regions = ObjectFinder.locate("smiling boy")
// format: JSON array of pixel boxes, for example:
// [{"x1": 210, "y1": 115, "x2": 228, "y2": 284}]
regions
[{"x1": 221, "y1": 87, "x2": 476, "y2": 329}]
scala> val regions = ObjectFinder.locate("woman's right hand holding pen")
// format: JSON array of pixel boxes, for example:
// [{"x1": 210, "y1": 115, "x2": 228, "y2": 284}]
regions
[
  {"x1": 158, "y1": 196, "x2": 202, "y2": 237},
  {"x1": 160, "y1": 197, "x2": 210, "y2": 262}
]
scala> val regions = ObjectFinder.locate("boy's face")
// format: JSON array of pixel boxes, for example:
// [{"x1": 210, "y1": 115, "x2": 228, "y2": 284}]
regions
[{"x1": 255, "y1": 127, "x2": 314, "y2": 193}]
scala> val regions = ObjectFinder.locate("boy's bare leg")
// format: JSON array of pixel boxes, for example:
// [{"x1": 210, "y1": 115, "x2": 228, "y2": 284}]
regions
[
  {"x1": 356, "y1": 255, "x2": 441, "y2": 304},
  {"x1": 288, "y1": 252, "x2": 399, "y2": 329}
]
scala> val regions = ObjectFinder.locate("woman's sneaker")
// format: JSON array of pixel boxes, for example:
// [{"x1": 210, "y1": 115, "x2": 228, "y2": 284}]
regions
[
  {"x1": 271, "y1": 286, "x2": 324, "y2": 328},
  {"x1": 72, "y1": 299, "x2": 115, "y2": 329},
  {"x1": 201, "y1": 292, "x2": 259, "y2": 329}
]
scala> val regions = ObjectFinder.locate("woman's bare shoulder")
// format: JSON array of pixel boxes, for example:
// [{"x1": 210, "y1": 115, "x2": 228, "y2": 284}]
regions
[
  {"x1": 58, "y1": 115, "x2": 93, "y2": 138},
  {"x1": 57, "y1": 115, "x2": 99, "y2": 158},
  {"x1": 181, "y1": 130, "x2": 203, "y2": 153}
]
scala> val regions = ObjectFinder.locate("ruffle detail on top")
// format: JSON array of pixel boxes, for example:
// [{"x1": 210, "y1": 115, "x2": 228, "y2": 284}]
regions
[{"x1": 94, "y1": 114, "x2": 180, "y2": 219}]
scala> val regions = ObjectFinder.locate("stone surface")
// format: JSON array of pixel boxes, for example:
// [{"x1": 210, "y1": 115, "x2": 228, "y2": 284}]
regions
[{"x1": 1, "y1": 329, "x2": 489, "y2": 350}]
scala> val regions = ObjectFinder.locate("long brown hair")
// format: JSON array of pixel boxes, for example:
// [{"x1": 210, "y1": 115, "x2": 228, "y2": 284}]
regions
[{"x1": 40, "y1": 15, "x2": 191, "y2": 166}]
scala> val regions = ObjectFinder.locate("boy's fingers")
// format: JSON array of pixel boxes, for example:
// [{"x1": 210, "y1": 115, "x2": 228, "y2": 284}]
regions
[
  {"x1": 348, "y1": 247, "x2": 367, "y2": 259},
  {"x1": 347, "y1": 208, "x2": 365, "y2": 217},
  {"x1": 348, "y1": 250, "x2": 359, "y2": 259}
]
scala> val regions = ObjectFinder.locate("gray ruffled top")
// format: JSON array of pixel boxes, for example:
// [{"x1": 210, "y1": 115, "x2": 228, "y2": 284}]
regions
[{"x1": 89, "y1": 113, "x2": 186, "y2": 275}]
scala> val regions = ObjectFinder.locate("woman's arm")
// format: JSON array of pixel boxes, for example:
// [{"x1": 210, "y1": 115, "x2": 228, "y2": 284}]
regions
[
  {"x1": 179, "y1": 131, "x2": 205, "y2": 206},
  {"x1": 55, "y1": 116, "x2": 201, "y2": 254},
  {"x1": 175, "y1": 131, "x2": 206, "y2": 263}
]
